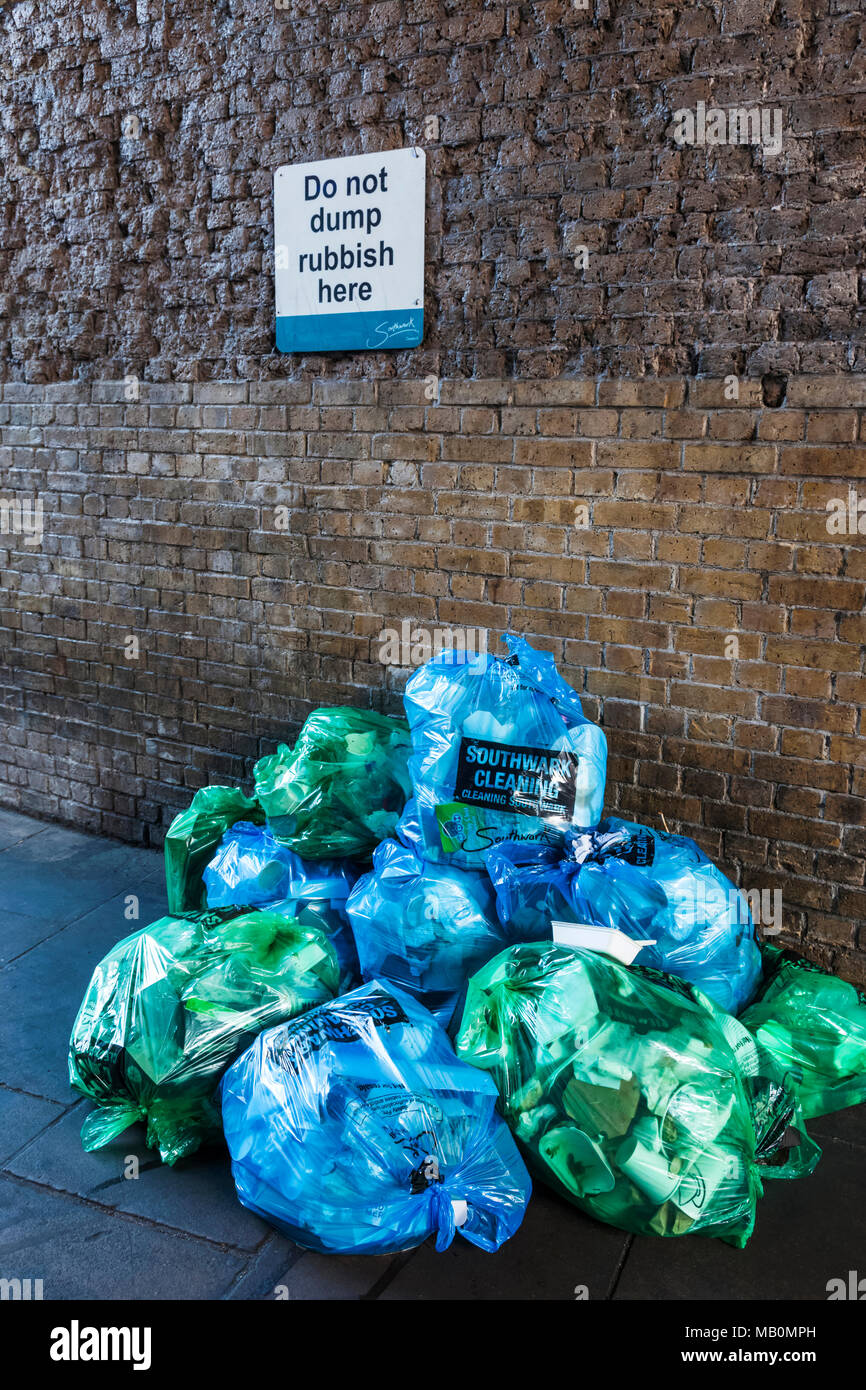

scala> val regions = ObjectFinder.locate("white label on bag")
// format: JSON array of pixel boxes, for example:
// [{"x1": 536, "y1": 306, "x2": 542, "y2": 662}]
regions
[
  {"x1": 551, "y1": 921, "x2": 656, "y2": 966},
  {"x1": 715, "y1": 1009, "x2": 763, "y2": 1078}
]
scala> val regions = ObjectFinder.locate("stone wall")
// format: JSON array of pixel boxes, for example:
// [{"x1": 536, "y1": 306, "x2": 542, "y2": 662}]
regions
[{"x1": 1, "y1": 0, "x2": 865, "y2": 381}]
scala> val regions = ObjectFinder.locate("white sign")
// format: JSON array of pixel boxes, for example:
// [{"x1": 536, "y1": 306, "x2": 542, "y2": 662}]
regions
[{"x1": 274, "y1": 147, "x2": 425, "y2": 352}]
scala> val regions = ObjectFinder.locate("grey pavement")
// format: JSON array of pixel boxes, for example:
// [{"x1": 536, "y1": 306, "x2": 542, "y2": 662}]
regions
[{"x1": 0, "y1": 806, "x2": 863, "y2": 1301}]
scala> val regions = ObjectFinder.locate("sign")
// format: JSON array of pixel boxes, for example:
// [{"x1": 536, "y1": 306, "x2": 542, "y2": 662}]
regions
[
  {"x1": 453, "y1": 737, "x2": 581, "y2": 820},
  {"x1": 273, "y1": 147, "x2": 425, "y2": 352}
]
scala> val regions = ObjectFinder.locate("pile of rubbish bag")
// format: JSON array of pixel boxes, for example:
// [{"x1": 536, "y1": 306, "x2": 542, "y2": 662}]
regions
[{"x1": 66, "y1": 634, "x2": 866, "y2": 1256}]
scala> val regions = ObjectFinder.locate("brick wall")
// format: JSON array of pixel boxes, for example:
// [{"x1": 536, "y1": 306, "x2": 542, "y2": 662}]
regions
[
  {"x1": 1, "y1": 374, "x2": 864, "y2": 978},
  {"x1": 1, "y1": 1, "x2": 865, "y2": 975},
  {"x1": 1, "y1": 0, "x2": 865, "y2": 381}
]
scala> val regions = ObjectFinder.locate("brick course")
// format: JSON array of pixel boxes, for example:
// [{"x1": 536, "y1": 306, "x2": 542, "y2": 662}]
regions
[{"x1": 1, "y1": 375, "x2": 864, "y2": 980}]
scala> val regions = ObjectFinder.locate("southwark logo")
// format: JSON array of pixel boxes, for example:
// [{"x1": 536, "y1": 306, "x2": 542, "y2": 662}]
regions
[{"x1": 454, "y1": 738, "x2": 580, "y2": 820}]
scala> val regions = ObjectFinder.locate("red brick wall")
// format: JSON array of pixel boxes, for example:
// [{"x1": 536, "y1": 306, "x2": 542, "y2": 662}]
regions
[{"x1": 1, "y1": 375, "x2": 864, "y2": 978}]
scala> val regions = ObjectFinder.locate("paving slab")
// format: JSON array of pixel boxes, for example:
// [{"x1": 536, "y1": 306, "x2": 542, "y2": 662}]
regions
[
  {"x1": 0, "y1": 885, "x2": 170, "y2": 1103},
  {"x1": 810, "y1": 1102, "x2": 866, "y2": 1149},
  {"x1": 0, "y1": 809, "x2": 48, "y2": 851},
  {"x1": 0, "y1": 1085, "x2": 65, "y2": 1164},
  {"x1": 0, "y1": 1175, "x2": 247, "y2": 1300},
  {"x1": 0, "y1": 908, "x2": 67, "y2": 966},
  {"x1": 268, "y1": 1247, "x2": 406, "y2": 1300},
  {"x1": 1, "y1": 822, "x2": 163, "y2": 876},
  {"x1": 0, "y1": 827, "x2": 165, "y2": 923},
  {"x1": 6, "y1": 1105, "x2": 271, "y2": 1252},
  {"x1": 381, "y1": 1183, "x2": 630, "y2": 1300},
  {"x1": 612, "y1": 1136, "x2": 865, "y2": 1301},
  {"x1": 224, "y1": 1231, "x2": 301, "y2": 1300}
]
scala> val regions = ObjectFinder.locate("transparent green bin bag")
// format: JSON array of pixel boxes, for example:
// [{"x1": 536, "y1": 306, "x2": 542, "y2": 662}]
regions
[
  {"x1": 455, "y1": 943, "x2": 772, "y2": 1247},
  {"x1": 253, "y1": 707, "x2": 411, "y2": 861},
  {"x1": 68, "y1": 907, "x2": 339, "y2": 1164},
  {"x1": 694, "y1": 984, "x2": 820, "y2": 1181},
  {"x1": 164, "y1": 786, "x2": 264, "y2": 914},
  {"x1": 740, "y1": 944, "x2": 866, "y2": 1120}
]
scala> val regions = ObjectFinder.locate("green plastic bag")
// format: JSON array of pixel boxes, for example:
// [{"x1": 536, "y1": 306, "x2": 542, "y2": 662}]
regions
[
  {"x1": 164, "y1": 786, "x2": 264, "y2": 914},
  {"x1": 695, "y1": 984, "x2": 820, "y2": 1181},
  {"x1": 455, "y1": 943, "x2": 814, "y2": 1247},
  {"x1": 740, "y1": 944, "x2": 866, "y2": 1120},
  {"x1": 253, "y1": 707, "x2": 412, "y2": 861},
  {"x1": 68, "y1": 907, "x2": 339, "y2": 1164}
]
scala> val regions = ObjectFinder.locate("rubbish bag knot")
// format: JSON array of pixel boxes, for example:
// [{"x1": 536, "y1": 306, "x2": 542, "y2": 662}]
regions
[
  {"x1": 430, "y1": 1183, "x2": 461, "y2": 1251},
  {"x1": 567, "y1": 826, "x2": 628, "y2": 865}
]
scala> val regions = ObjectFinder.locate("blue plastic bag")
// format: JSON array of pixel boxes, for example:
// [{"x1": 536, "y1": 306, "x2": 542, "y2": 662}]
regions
[
  {"x1": 204, "y1": 822, "x2": 360, "y2": 989},
  {"x1": 403, "y1": 633, "x2": 607, "y2": 871},
  {"x1": 345, "y1": 838, "x2": 528, "y2": 1021},
  {"x1": 220, "y1": 981, "x2": 531, "y2": 1255},
  {"x1": 204, "y1": 821, "x2": 356, "y2": 910},
  {"x1": 394, "y1": 796, "x2": 423, "y2": 853},
  {"x1": 486, "y1": 818, "x2": 762, "y2": 1015}
]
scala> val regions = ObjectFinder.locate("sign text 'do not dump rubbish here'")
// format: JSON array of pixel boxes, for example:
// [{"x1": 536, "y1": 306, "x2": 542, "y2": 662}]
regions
[{"x1": 274, "y1": 147, "x2": 426, "y2": 353}]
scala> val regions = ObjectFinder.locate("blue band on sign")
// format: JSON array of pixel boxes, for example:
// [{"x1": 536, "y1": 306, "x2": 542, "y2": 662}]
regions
[{"x1": 276, "y1": 308, "x2": 424, "y2": 353}]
